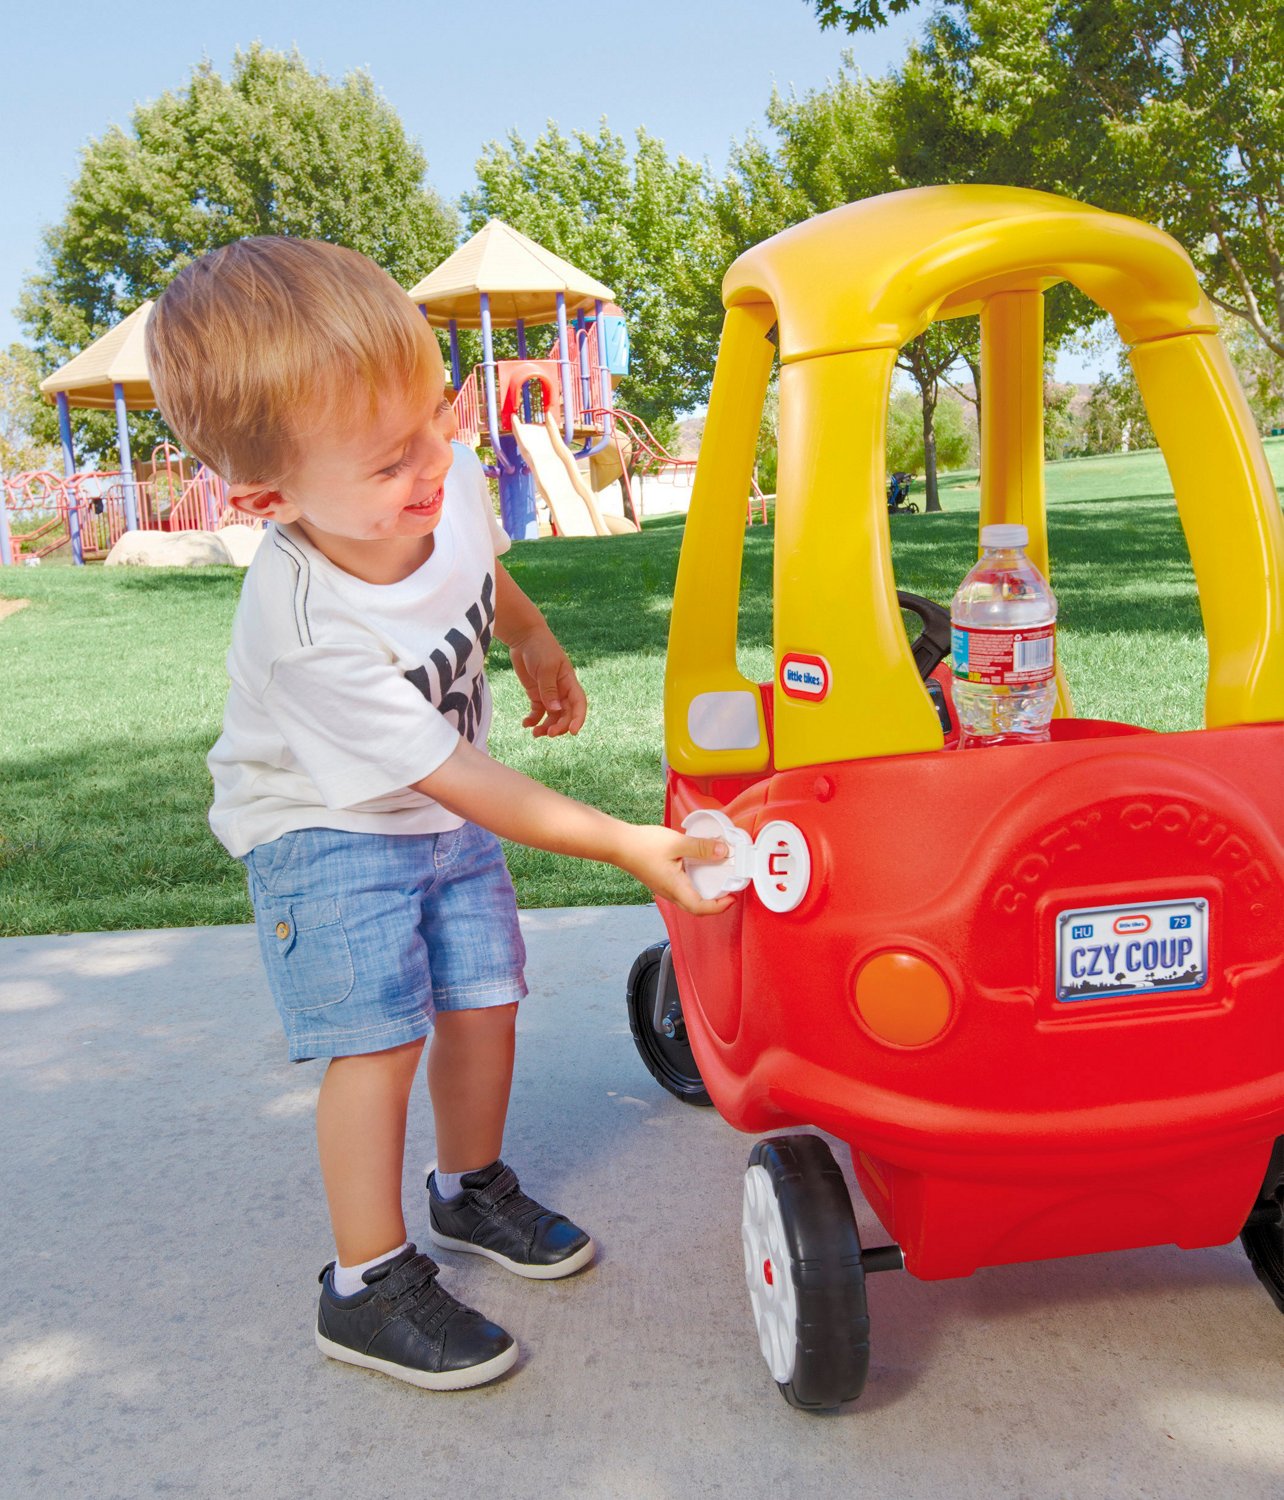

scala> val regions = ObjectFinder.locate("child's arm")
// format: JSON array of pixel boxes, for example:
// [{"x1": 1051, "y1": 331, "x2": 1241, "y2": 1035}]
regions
[
  {"x1": 493, "y1": 562, "x2": 587, "y2": 739},
  {"x1": 413, "y1": 737, "x2": 731, "y2": 916}
]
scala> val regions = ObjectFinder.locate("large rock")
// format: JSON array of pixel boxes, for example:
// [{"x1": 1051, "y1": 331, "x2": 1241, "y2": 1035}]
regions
[
  {"x1": 216, "y1": 523, "x2": 267, "y2": 566},
  {"x1": 105, "y1": 530, "x2": 232, "y2": 567}
]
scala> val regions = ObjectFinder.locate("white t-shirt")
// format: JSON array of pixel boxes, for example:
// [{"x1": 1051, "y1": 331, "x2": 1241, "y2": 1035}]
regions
[{"x1": 208, "y1": 443, "x2": 511, "y2": 858}]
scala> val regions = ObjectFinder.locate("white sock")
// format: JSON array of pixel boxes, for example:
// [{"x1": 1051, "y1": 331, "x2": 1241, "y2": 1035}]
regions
[
  {"x1": 433, "y1": 1169, "x2": 468, "y2": 1201},
  {"x1": 331, "y1": 1241, "x2": 408, "y2": 1297}
]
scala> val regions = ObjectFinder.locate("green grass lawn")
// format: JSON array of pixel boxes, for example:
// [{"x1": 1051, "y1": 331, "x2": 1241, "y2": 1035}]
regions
[{"x1": 3, "y1": 438, "x2": 1282, "y2": 936}]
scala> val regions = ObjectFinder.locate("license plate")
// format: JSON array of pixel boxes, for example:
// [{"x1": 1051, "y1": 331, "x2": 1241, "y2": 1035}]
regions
[{"x1": 1055, "y1": 898, "x2": 1208, "y2": 1003}]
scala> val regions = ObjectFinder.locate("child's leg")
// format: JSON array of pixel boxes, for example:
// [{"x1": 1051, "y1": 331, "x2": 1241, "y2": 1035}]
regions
[
  {"x1": 424, "y1": 1000, "x2": 594, "y2": 1281},
  {"x1": 317, "y1": 1037, "x2": 425, "y2": 1265},
  {"x1": 426, "y1": 1003, "x2": 517, "y2": 1172}
]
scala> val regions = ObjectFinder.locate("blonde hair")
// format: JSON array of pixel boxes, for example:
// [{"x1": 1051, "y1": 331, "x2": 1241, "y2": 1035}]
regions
[{"x1": 146, "y1": 237, "x2": 439, "y2": 484}]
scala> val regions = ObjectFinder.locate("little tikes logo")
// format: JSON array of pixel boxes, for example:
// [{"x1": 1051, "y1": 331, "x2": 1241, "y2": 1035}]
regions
[
  {"x1": 1113, "y1": 914, "x2": 1151, "y2": 935},
  {"x1": 780, "y1": 653, "x2": 831, "y2": 702}
]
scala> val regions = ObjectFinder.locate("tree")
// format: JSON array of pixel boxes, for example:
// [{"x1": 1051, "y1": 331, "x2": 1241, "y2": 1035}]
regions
[
  {"x1": 1, "y1": 346, "x2": 59, "y2": 474},
  {"x1": 887, "y1": 389, "x2": 974, "y2": 473},
  {"x1": 1043, "y1": 380, "x2": 1078, "y2": 460},
  {"x1": 821, "y1": 2, "x2": 1284, "y2": 367},
  {"x1": 1081, "y1": 368, "x2": 1156, "y2": 454},
  {"x1": 755, "y1": 378, "x2": 782, "y2": 495},
  {"x1": 1219, "y1": 311, "x2": 1284, "y2": 433},
  {"x1": 462, "y1": 124, "x2": 718, "y2": 428},
  {"x1": 809, "y1": 0, "x2": 918, "y2": 28},
  {"x1": 18, "y1": 45, "x2": 458, "y2": 464},
  {"x1": 897, "y1": 327, "x2": 974, "y2": 510},
  {"x1": 1009, "y1": 2, "x2": 1284, "y2": 363}
]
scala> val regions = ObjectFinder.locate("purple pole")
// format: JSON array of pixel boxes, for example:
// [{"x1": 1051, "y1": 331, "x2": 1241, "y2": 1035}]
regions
[
  {"x1": 555, "y1": 293, "x2": 574, "y2": 444},
  {"x1": 448, "y1": 320, "x2": 462, "y2": 388},
  {"x1": 480, "y1": 294, "x2": 511, "y2": 473},
  {"x1": 113, "y1": 382, "x2": 139, "y2": 531},
  {"x1": 0, "y1": 479, "x2": 11, "y2": 566},
  {"x1": 57, "y1": 392, "x2": 84, "y2": 564},
  {"x1": 576, "y1": 311, "x2": 592, "y2": 415}
]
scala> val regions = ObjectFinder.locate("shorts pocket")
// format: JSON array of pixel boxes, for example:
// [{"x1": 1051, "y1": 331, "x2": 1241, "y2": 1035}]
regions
[
  {"x1": 433, "y1": 824, "x2": 467, "y2": 871},
  {"x1": 245, "y1": 831, "x2": 301, "y2": 896},
  {"x1": 261, "y1": 896, "x2": 356, "y2": 1011}
]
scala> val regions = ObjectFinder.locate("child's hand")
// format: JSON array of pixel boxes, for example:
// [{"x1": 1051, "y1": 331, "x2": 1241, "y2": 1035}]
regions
[
  {"x1": 508, "y1": 626, "x2": 588, "y2": 738},
  {"x1": 613, "y1": 825, "x2": 736, "y2": 917}
]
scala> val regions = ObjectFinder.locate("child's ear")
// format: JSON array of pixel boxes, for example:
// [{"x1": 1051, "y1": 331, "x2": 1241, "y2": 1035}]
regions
[{"x1": 228, "y1": 486, "x2": 301, "y2": 523}]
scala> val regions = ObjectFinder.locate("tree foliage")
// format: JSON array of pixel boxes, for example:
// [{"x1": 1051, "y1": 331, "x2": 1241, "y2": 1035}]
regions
[
  {"x1": 677, "y1": 62, "x2": 904, "y2": 393},
  {"x1": 811, "y1": 0, "x2": 1284, "y2": 413},
  {"x1": 809, "y1": 0, "x2": 917, "y2": 30},
  {"x1": 1, "y1": 346, "x2": 59, "y2": 474},
  {"x1": 18, "y1": 45, "x2": 457, "y2": 463},
  {"x1": 462, "y1": 124, "x2": 717, "y2": 427},
  {"x1": 1081, "y1": 369, "x2": 1157, "y2": 454},
  {"x1": 887, "y1": 389, "x2": 974, "y2": 473},
  {"x1": 1054, "y1": 2, "x2": 1284, "y2": 359},
  {"x1": 878, "y1": 2, "x2": 1284, "y2": 363},
  {"x1": 708, "y1": 62, "x2": 992, "y2": 503}
]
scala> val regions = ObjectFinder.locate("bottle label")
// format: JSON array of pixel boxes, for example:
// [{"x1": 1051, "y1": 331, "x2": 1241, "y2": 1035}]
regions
[{"x1": 951, "y1": 623, "x2": 1056, "y2": 685}]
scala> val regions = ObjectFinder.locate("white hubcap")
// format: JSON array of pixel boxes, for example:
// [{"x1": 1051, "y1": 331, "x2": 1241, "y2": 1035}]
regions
[{"x1": 742, "y1": 1164, "x2": 798, "y2": 1383}]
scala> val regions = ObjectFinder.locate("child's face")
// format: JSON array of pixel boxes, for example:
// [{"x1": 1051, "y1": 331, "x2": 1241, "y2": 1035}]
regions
[{"x1": 233, "y1": 341, "x2": 456, "y2": 551}]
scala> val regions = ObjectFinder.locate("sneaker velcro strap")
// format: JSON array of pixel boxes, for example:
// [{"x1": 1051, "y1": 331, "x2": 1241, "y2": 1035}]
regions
[
  {"x1": 377, "y1": 1252, "x2": 442, "y2": 1308},
  {"x1": 470, "y1": 1165, "x2": 521, "y2": 1208}
]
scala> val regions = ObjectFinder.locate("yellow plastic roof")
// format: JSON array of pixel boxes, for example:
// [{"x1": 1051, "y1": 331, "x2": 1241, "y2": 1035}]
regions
[
  {"x1": 407, "y1": 220, "x2": 614, "y2": 329},
  {"x1": 723, "y1": 186, "x2": 1216, "y2": 361},
  {"x1": 39, "y1": 301, "x2": 156, "y2": 410}
]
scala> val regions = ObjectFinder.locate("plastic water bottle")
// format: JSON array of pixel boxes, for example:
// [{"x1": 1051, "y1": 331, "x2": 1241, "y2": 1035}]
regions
[{"x1": 950, "y1": 523, "x2": 1058, "y2": 747}]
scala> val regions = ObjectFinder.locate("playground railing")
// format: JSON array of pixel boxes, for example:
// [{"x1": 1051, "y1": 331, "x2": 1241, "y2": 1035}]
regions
[
  {"x1": 2, "y1": 447, "x2": 235, "y2": 564},
  {"x1": 594, "y1": 408, "x2": 770, "y2": 527},
  {"x1": 452, "y1": 371, "x2": 481, "y2": 448},
  {"x1": 540, "y1": 331, "x2": 608, "y2": 431}
]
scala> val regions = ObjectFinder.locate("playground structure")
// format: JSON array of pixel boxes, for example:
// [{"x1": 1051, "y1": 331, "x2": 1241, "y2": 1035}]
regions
[
  {"x1": 2, "y1": 445, "x2": 232, "y2": 565},
  {"x1": 1, "y1": 218, "x2": 760, "y2": 562},
  {"x1": 604, "y1": 408, "x2": 769, "y2": 527},
  {"x1": 626, "y1": 185, "x2": 1284, "y2": 1410},
  {"x1": 0, "y1": 300, "x2": 244, "y2": 566},
  {"x1": 409, "y1": 219, "x2": 643, "y2": 540}
]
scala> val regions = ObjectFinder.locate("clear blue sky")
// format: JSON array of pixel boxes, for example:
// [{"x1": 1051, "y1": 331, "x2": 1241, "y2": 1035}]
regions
[{"x1": 0, "y1": 0, "x2": 1105, "y2": 382}]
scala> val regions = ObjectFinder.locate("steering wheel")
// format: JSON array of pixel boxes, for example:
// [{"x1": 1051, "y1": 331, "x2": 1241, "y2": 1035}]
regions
[{"x1": 897, "y1": 591, "x2": 952, "y2": 678}]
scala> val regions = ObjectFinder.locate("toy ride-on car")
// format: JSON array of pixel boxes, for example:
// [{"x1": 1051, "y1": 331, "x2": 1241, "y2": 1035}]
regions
[{"x1": 625, "y1": 186, "x2": 1284, "y2": 1411}]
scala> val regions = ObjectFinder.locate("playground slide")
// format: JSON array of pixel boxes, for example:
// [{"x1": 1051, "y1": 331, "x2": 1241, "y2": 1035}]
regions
[{"x1": 510, "y1": 414, "x2": 638, "y2": 537}]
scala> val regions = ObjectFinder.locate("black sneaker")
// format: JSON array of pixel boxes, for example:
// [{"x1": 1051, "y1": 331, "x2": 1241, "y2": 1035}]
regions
[
  {"x1": 315, "y1": 1244, "x2": 516, "y2": 1390},
  {"x1": 428, "y1": 1160, "x2": 595, "y2": 1280}
]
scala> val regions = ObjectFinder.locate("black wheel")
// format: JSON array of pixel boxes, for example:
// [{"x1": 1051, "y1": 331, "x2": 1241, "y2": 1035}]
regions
[
  {"x1": 1240, "y1": 1137, "x2": 1284, "y2": 1313},
  {"x1": 906, "y1": 501, "x2": 919, "y2": 513},
  {"x1": 626, "y1": 941, "x2": 711, "y2": 1106},
  {"x1": 742, "y1": 1134, "x2": 870, "y2": 1411}
]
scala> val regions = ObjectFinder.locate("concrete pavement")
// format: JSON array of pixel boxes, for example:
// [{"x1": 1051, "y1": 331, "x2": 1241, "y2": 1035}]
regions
[{"x1": 2, "y1": 906, "x2": 1282, "y2": 1499}]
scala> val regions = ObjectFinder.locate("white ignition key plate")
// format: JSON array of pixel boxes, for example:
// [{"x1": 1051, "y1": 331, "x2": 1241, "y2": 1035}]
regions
[{"x1": 752, "y1": 821, "x2": 811, "y2": 913}]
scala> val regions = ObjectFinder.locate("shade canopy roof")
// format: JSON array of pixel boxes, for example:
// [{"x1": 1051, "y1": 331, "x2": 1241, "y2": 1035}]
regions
[
  {"x1": 407, "y1": 220, "x2": 614, "y2": 329},
  {"x1": 40, "y1": 301, "x2": 156, "y2": 411}
]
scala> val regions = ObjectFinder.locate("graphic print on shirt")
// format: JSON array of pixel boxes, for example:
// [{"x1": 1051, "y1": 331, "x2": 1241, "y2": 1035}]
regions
[{"x1": 404, "y1": 571, "x2": 495, "y2": 744}]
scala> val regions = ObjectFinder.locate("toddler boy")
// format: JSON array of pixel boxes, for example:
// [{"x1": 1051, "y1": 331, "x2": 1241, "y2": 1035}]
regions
[{"x1": 146, "y1": 237, "x2": 728, "y2": 1391}]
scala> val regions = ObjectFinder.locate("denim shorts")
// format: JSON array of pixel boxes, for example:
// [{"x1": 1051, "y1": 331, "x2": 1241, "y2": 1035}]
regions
[{"x1": 241, "y1": 823, "x2": 527, "y2": 1062}]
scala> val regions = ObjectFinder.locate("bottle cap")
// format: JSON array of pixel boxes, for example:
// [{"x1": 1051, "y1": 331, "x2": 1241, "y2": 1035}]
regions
[{"x1": 980, "y1": 523, "x2": 1029, "y2": 549}]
